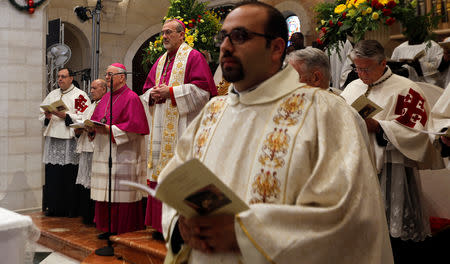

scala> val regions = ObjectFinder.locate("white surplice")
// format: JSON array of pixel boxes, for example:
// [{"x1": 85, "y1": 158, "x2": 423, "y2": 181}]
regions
[
  {"x1": 391, "y1": 41, "x2": 444, "y2": 85},
  {"x1": 160, "y1": 65, "x2": 393, "y2": 264},
  {"x1": 328, "y1": 40, "x2": 353, "y2": 89},
  {"x1": 75, "y1": 101, "x2": 99, "y2": 188},
  {"x1": 432, "y1": 84, "x2": 450, "y2": 131},
  {"x1": 431, "y1": 85, "x2": 450, "y2": 168}
]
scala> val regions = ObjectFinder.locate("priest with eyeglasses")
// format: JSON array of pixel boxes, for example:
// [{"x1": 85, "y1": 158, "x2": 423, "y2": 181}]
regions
[{"x1": 141, "y1": 18, "x2": 216, "y2": 237}]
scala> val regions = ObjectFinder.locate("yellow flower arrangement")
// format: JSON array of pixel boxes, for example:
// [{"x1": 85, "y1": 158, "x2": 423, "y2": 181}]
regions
[{"x1": 315, "y1": 0, "x2": 410, "y2": 53}]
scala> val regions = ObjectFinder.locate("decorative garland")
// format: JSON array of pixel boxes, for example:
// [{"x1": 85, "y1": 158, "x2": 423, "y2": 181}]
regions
[{"x1": 8, "y1": 0, "x2": 47, "y2": 14}]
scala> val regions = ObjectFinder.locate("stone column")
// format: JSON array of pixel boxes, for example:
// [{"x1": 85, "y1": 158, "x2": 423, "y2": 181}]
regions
[{"x1": 0, "y1": 0, "x2": 47, "y2": 211}]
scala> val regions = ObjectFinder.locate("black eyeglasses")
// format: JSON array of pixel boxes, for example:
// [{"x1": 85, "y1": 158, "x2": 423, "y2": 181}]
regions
[{"x1": 214, "y1": 28, "x2": 275, "y2": 46}]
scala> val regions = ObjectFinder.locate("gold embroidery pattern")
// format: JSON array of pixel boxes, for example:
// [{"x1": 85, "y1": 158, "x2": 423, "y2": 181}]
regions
[
  {"x1": 273, "y1": 93, "x2": 305, "y2": 126},
  {"x1": 258, "y1": 128, "x2": 290, "y2": 169},
  {"x1": 250, "y1": 93, "x2": 306, "y2": 204},
  {"x1": 193, "y1": 98, "x2": 227, "y2": 160},
  {"x1": 150, "y1": 43, "x2": 192, "y2": 180},
  {"x1": 194, "y1": 128, "x2": 210, "y2": 158},
  {"x1": 250, "y1": 169, "x2": 281, "y2": 204},
  {"x1": 202, "y1": 99, "x2": 226, "y2": 126}
]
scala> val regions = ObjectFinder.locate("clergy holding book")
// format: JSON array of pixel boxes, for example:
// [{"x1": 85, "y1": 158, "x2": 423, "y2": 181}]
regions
[
  {"x1": 341, "y1": 40, "x2": 442, "y2": 264},
  {"x1": 89, "y1": 63, "x2": 149, "y2": 236},
  {"x1": 141, "y1": 18, "x2": 217, "y2": 236},
  {"x1": 40, "y1": 68, "x2": 90, "y2": 217},
  {"x1": 74, "y1": 79, "x2": 107, "y2": 225},
  {"x1": 158, "y1": 3, "x2": 393, "y2": 263}
]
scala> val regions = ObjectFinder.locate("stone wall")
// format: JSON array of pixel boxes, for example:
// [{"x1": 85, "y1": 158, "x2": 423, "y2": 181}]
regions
[{"x1": 0, "y1": 0, "x2": 47, "y2": 211}]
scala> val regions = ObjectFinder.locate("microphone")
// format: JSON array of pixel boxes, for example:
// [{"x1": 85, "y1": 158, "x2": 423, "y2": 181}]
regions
[{"x1": 111, "y1": 72, "x2": 133, "y2": 76}]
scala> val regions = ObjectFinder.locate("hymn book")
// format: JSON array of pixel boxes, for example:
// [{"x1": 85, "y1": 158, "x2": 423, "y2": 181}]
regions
[
  {"x1": 398, "y1": 49, "x2": 426, "y2": 63},
  {"x1": 120, "y1": 159, "x2": 249, "y2": 218},
  {"x1": 69, "y1": 119, "x2": 105, "y2": 129},
  {"x1": 351, "y1": 94, "x2": 383, "y2": 119},
  {"x1": 40, "y1": 99, "x2": 68, "y2": 113}
]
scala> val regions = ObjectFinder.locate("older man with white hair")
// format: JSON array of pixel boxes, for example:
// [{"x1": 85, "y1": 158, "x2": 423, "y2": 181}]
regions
[{"x1": 90, "y1": 63, "x2": 149, "y2": 236}]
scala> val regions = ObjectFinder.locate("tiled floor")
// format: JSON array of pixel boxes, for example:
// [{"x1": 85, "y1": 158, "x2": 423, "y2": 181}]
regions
[{"x1": 34, "y1": 244, "x2": 79, "y2": 264}]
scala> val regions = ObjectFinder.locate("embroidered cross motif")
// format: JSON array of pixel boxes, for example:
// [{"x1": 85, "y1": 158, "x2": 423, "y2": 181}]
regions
[
  {"x1": 394, "y1": 88, "x2": 427, "y2": 128},
  {"x1": 74, "y1": 95, "x2": 88, "y2": 113}
]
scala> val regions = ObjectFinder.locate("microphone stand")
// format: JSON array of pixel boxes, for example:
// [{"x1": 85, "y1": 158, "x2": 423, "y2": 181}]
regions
[{"x1": 95, "y1": 76, "x2": 115, "y2": 257}]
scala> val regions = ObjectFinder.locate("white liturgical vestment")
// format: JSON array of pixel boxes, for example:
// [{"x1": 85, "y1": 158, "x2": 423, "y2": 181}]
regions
[
  {"x1": 391, "y1": 41, "x2": 444, "y2": 85},
  {"x1": 39, "y1": 84, "x2": 90, "y2": 139},
  {"x1": 341, "y1": 67, "x2": 438, "y2": 171},
  {"x1": 160, "y1": 66, "x2": 393, "y2": 264}
]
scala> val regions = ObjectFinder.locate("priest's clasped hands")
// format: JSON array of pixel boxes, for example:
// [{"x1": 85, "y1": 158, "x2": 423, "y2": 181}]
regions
[
  {"x1": 150, "y1": 84, "x2": 171, "y2": 103},
  {"x1": 178, "y1": 214, "x2": 240, "y2": 254}
]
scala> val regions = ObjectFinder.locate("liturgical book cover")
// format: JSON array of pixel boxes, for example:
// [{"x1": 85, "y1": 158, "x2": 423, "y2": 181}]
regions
[
  {"x1": 40, "y1": 99, "x2": 69, "y2": 113},
  {"x1": 120, "y1": 159, "x2": 249, "y2": 218},
  {"x1": 351, "y1": 94, "x2": 383, "y2": 119}
]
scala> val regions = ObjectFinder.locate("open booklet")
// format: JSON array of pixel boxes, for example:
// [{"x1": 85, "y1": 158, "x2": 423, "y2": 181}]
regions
[
  {"x1": 69, "y1": 119, "x2": 105, "y2": 129},
  {"x1": 351, "y1": 94, "x2": 383, "y2": 119},
  {"x1": 120, "y1": 159, "x2": 249, "y2": 218},
  {"x1": 398, "y1": 49, "x2": 426, "y2": 62},
  {"x1": 40, "y1": 99, "x2": 69, "y2": 113}
]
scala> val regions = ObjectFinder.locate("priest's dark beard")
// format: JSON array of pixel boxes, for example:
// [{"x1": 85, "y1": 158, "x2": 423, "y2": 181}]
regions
[{"x1": 222, "y1": 65, "x2": 244, "y2": 82}]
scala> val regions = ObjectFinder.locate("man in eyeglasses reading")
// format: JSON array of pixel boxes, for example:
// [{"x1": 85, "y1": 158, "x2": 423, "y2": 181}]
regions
[
  {"x1": 341, "y1": 40, "x2": 441, "y2": 263},
  {"x1": 40, "y1": 68, "x2": 90, "y2": 217},
  {"x1": 141, "y1": 18, "x2": 217, "y2": 238},
  {"x1": 159, "y1": 3, "x2": 393, "y2": 264}
]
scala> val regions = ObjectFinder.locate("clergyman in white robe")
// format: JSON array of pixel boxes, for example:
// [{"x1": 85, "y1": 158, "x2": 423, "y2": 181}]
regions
[{"x1": 160, "y1": 65, "x2": 393, "y2": 264}]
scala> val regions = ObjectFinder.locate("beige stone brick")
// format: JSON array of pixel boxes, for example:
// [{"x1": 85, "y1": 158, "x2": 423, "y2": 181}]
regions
[
  {"x1": 0, "y1": 99, "x2": 8, "y2": 118},
  {"x1": 0, "y1": 6, "x2": 11, "y2": 29},
  {"x1": 0, "y1": 82, "x2": 8, "y2": 100},
  {"x1": 8, "y1": 119, "x2": 25, "y2": 137},
  {"x1": 26, "y1": 118, "x2": 44, "y2": 137},
  {"x1": 7, "y1": 47, "x2": 26, "y2": 64},
  {"x1": 6, "y1": 100, "x2": 26, "y2": 118},
  {"x1": 26, "y1": 82, "x2": 44, "y2": 101},
  {"x1": 0, "y1": 137, "x2": 7, "y2": 156},
  {"x1": 24, "y1": 188, "x2": 42, "y2": 208},
  {"x1": 26, "y1": 48, "x2": 45, "y2": 65},
  {"x1": 26, "y1": 153, "x2": 43, "y2": 174},
  {"x1": 7, "y1": 154, "x2": 25, "y2": 173},
  {"x1": 0, "y1": 190, "x2": 25, "y2": 210},
  {"x1": 0, "y1": 117, "x2": 7, "y2": 137},
  {"x1": 8, "y1": 82, "x2": 26, "y2": 100}
]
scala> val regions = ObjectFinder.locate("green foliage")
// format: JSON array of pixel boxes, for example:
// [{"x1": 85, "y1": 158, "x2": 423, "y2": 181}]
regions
[{"x1": 141, "y1": 0, "x2": 222, "y2": 72}]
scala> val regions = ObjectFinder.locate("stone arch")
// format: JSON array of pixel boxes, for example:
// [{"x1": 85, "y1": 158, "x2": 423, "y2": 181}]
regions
[
  {"x1": 63, "y1": 22, "x2": 91, "y2": 92},
  {"x1": 124, "y1": 23, "x2": 162, "y2": 89},
  {"x1": 275, "y1": 1, "x2": 314, "y2": 45}
]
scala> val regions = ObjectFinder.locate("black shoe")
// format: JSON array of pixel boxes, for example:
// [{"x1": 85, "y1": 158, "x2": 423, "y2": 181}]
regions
[
  {"x1": 97, "y1": 232, "x2": 117, "y2": 240},
  {"x1": 152, "y1": 231, "x2": 165, "y2": 241}
]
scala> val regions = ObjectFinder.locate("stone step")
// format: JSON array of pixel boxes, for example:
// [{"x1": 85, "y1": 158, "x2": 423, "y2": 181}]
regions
[
  {"x1": 110, "y1": 229, "x2": 167, "y2": 264},
  {"x1": 29, "y1": 212, "x2": 167, "y2": 264}
]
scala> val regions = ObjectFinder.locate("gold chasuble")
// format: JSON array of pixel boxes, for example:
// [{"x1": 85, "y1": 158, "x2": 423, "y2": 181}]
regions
[
  {"x1": 160, "y1": 66, "x2": 393, "y2": 264},
  {"x1": 149, "y1": 42, "x2": 192, "y2": 180}
]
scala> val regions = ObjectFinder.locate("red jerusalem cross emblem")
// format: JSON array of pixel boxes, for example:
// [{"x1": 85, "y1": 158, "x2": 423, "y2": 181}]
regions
[
  {"x1": 394, "y1": 88, "x2": 427, "y2": 128},
  {"x1": 75, "y1": 95, "x2": 88, "y2": 113}
]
